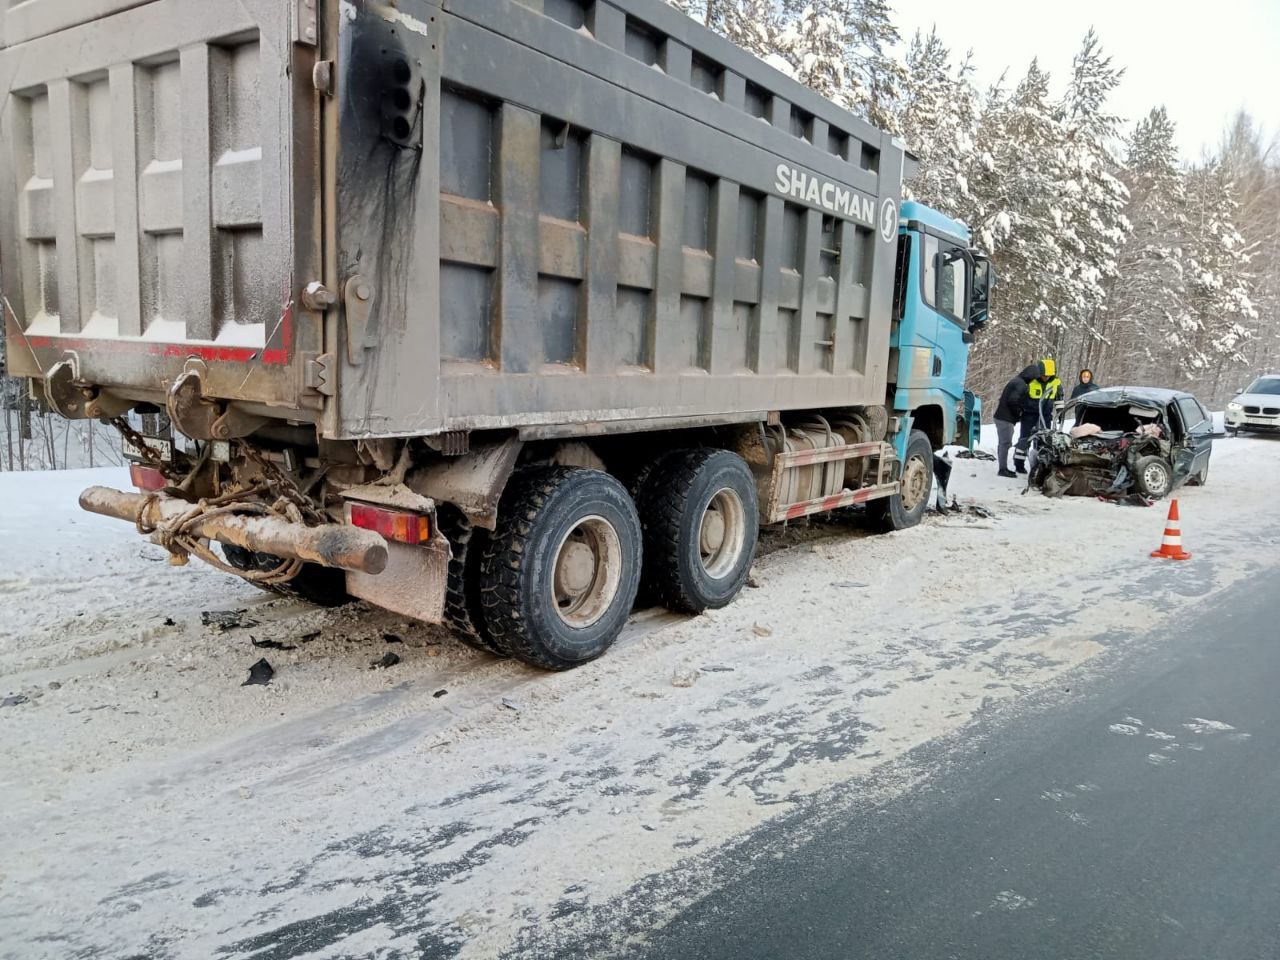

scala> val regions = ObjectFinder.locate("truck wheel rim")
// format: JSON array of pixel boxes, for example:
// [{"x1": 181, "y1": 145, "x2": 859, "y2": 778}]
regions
[
  {"x1": 900, "y1": 455, "x2": 929, "y2": 510},
  {"x1": 699, "y1": 488, "x2": 747, "y2": 580},
  {"x1": 551, "y1": 515, "x2": 622, "y2": 628},
  {"x1": 1144, "y1": 464, "x2": 1169, "y2": 495}
]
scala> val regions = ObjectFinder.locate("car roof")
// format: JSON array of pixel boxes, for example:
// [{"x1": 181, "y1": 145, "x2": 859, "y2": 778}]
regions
[{"x1": 1078, "y1": 386, "x2": 1196, "y2": 406}]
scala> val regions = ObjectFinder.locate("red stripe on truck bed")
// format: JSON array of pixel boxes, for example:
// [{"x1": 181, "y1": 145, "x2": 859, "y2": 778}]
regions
[
  {"x1": 23, "y1": 338, "x2": 289, "y2": 365},
  {"x1": 22, "y1": 303, "x2": 293, "y2": 366}
]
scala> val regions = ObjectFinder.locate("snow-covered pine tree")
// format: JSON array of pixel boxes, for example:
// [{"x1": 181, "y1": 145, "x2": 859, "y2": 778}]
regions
[
  {"x1": 964, "y1": 78, "x2": 1018, "y2": 259},
  {"x1": 893, "y1": 30, "x2": 978, "y2": 214},
  {"x1": 1181, "y1": 159, "x2": 1258, "y2": 392},
  {"x1": 770, "y1": 1, "x2": 902, "y2": 126},
  {"x1": 1095, "y1": 107, "x2": 1191, "y2": 386},
  {"x1": 723, "y1": 0, "x2": 787, "y2": 61},
  {"x1": 837, "y1": 0, "x2": 905, "y2": 130},
  {"x1": 667, "y1": 0, "x2": 786, "y2": 60},
  {"x1": 775, "y1": 2, "x2": 850, "y2": 102},
  {"x1": 966, "y1": 60, "x2": 1076, "y2": 385},
  {"x1": 1050, "y1": 30, "x2": 1130, "y2": 376},
  {"x1": 1216, "y1": 112, "x2": 1280, "y2": 391}
]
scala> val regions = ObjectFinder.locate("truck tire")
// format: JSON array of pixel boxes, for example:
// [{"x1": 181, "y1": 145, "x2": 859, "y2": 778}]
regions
[
  {"x1": 436, "y1": 506, "x2": 506, "y2": 658},
  {"x1": 861, "y1": 404, "x2": 889, "y2": 442},
  {"x1": 627, "y1": 450, "x2": 682, "y2": 607},
  {"x1": 636, "y1": 449, "x2": 759, "y2": 615},
  {"x1": 220, "y1": 545, "x2": 350, "y2": 607},
  {"x1": 867, "y1": 429, "x2": 933, "y2": 532},
  {"x1": 478, "y1": 466, "x2": 642, "y2": 670},
  {"x1": 1133, "y1": 455, "x2": 1173, "y2": 499}
]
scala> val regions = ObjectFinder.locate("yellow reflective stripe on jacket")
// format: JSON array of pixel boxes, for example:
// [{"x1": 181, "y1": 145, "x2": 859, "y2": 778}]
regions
[{"x1": 1028, "y1": 378, "x2": 1061, "y2": 400}]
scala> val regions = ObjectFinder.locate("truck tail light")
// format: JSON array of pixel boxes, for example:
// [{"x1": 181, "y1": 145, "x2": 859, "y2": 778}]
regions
[
  {"x1": 129, "y1": 463, "x2": 168, "y2": 491},
  {"x1": 349, "y1": 503, "x2": 430, "y2": 544}
]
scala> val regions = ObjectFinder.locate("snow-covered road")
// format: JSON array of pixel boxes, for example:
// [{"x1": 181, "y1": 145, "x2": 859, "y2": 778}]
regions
[{"x1": 1, "y1": 435, "x2": 1278, "y2": 959}]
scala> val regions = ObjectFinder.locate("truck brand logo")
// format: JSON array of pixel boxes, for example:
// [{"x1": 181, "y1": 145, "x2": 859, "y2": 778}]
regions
[
  {"x1": 880, "y1": 197, "x2": 898, "y2": 243},
  {"x1": 774, "y1": 163, "x2": 876, "y2": 229}
]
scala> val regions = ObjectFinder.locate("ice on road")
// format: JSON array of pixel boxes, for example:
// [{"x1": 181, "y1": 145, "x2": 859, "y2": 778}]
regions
[{"x1": 1, "y1": 436, "x2": 1278, "y2": 958}]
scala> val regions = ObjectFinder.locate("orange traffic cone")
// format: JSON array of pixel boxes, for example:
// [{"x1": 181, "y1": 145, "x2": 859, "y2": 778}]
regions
[{"x1": 1150, "y1": 499, "x2": 1191, "y2": 560}]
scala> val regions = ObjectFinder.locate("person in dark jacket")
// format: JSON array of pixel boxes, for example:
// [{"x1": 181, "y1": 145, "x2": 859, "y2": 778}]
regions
[
  {"x1": 1015, "y1": 358, "x2": 1061, "y2": 473},
  {"x1": 994, "y1": 362, "x2": 1041, "y2": 477},
  {"x1": 1070, "y1": 368, "x2": 1100, "y2": 400}
]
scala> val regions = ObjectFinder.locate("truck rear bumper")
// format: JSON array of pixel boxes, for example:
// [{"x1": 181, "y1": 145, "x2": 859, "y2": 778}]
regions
[
  {"x1": 81, "y1": 485, "x2": 452, "y2": 624},
  {"x1": 79, "y1": 486, "x2": 389, "y2": 574}
]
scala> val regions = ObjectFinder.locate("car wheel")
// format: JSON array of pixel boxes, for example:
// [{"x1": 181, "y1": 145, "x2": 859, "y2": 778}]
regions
[
  {"x1": 867, "y1": 429, "x2": 933, "y2": 531},
  {"x1": 1133, "y1": 455, "x2": 1173, "y2": 499},
  {"x1": 478, "y1": 466, "x2": 642, "y2": 670}
]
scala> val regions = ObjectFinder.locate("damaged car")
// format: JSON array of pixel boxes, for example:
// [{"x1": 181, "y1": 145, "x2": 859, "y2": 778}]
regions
[{"x1": 1029, "y1": 387, "x2": 1213, "y2": 500}]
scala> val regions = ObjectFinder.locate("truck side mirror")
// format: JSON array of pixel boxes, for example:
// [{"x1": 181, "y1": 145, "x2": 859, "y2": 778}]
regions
[{"x1": 969, "y1": 257, "x2": 992, "y2": 330}]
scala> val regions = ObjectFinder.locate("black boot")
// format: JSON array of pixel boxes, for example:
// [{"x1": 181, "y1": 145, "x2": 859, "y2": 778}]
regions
[
  {"x1": 1015, "y1": 462, "x2": 1027, "y2": 475},
  {"x1": 997, "y1": 467, "x2": 1016, "y2": 478}
]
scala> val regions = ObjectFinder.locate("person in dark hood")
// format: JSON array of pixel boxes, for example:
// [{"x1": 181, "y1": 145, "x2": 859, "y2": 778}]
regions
[
  {"x1": 1071, "y1": 368, "x2": 1100, "y2": 400},
  {"x1": 993, "y1": 362, "x2": 1041, "y2": 478}
]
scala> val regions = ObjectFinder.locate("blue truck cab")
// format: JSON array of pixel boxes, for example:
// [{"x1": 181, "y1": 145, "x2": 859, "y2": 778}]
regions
[{"x1": 888, "y1": 200, "x2": 991, "y2": 461}]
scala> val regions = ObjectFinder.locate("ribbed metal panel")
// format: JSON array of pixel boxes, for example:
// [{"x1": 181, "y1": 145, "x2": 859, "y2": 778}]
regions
[
  {"x1": 332, "y1": 0, "x2": 906, "y2": 439},
  {"x1": 0, "y1": 0, "x2": 317, "y2": 410}
]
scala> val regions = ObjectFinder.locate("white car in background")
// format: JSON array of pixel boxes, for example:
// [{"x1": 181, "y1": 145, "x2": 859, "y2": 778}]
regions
[{"x1": 1226, "y1": 375, "x2": 1280, "y2": 435}]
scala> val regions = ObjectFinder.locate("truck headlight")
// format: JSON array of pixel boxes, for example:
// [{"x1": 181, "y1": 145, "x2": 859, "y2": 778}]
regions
[{"x1": 1227, "y1": 401, "x2": 1243, "y2": 412}]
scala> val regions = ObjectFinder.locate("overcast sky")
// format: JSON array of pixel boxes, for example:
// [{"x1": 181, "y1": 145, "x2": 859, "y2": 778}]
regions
[{"x1": 889, "y1": 0, "x2": 1280, "y2": 161}]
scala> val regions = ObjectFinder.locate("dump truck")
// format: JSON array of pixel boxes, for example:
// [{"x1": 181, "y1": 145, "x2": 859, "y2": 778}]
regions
[{"x1": 0, "y1": 0, "x2": 990, "y2": 669}]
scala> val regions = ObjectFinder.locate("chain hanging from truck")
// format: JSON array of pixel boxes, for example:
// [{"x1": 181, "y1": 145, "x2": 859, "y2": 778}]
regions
[
  {"x1": 110, "y1": 416, "x2": 183, "y2": 483},
  {"x1": 109, "y1": 417, "x2": 327, "y2": 584}
]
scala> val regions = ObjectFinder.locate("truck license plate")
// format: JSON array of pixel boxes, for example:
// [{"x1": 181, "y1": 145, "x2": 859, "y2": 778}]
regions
[{"x1": 122, "y1": 436, "x2": 173, "y2": 462}]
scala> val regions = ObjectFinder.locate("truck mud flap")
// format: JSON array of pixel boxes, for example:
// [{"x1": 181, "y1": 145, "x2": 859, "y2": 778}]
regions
[{"x1": 345, "y1": 536, "x2": 449, "y2": 625}]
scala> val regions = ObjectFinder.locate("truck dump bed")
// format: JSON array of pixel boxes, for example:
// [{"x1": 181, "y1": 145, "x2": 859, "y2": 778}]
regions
[
  {"x1": 0, "y1": 0, "x2": 320, "y2": 415},
  {"x1": 2, "y1": 0, "x2": 907, "y2": 440}
]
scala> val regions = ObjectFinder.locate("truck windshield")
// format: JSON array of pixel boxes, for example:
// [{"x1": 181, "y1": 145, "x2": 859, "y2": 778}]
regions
[{"x1": 1245, "y1": 377, "x2": 1280, "y2": 395}]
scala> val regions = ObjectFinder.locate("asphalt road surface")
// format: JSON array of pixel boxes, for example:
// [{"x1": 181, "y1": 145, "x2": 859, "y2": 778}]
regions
[{"x1": 608, "y1": 566, "x2": 1280, "y2": 960}]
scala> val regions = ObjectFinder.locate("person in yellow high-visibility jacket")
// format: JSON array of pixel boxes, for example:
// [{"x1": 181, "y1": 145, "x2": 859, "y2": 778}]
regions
[{"x1": 1013, "y1": 358, "x2": 1061, "y2": 473}]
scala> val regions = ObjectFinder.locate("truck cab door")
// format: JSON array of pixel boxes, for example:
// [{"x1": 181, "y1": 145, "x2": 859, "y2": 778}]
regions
[{"x1": 919, "y1": 234, "x2": 970, "y2": 401}]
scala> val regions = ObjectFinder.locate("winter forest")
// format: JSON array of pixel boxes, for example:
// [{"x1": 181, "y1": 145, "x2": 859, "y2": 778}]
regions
[
  {"x1": 668, "y1": 0, "x2": 1279, "y2": 407},
  {"x1": 1, "y1": 2, "x2": 1276, "y2": 469}
]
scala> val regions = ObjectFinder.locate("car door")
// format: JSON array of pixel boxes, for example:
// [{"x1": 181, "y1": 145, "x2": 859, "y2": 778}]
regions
[{"x1": 1174, "y1": 397, "x2": 1213, "y2": 476}]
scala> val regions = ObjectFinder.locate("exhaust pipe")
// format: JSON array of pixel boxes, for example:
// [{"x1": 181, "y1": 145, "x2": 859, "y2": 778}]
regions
[{"x1": 79, "y1": 486, "x2": 388, "y2": 575}]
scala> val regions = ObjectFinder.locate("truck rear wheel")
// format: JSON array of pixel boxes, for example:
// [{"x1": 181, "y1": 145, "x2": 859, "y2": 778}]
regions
[
  {"x1": 867, "y1": 429, "x2": 933, "y2": 531},
  {"x1": 220, "y1": 545, "x2": 350, "y2": 607},
  {"x1": 636, "y1": 449, "x2": 758, "y2": 614},
  {"x1": 478, "y1": 466, "x2": 642, "y2": 670},
  {"x1": 436, "y1": 506, "x2": 506, "y2": 658}
]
